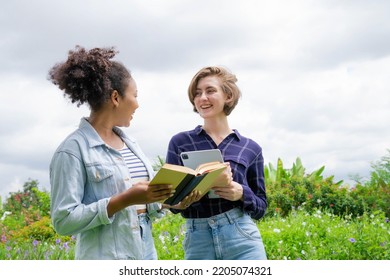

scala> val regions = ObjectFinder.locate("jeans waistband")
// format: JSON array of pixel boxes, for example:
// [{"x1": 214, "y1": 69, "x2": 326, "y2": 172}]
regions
[
  {"x1": 186, "y1": 208, "x2": 244, "y2": 228},
  {"x1": 138, "y1": 212, "x2": 150, "y2": 222}
]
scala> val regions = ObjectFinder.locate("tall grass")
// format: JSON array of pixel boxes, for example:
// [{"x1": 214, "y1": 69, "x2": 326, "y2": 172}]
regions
[
  {"x1": 0, "y1": 236, "x2": 75, "y2": 260},
  {"x1": 259, "y1": 209, "x2": 389, "y2": 260},
  {"x1": 1, "y1": 209, "x2": 388, "y2": 260},
  {"x1": 152, "y1": 209, "x2": 389, "y2": 260}
]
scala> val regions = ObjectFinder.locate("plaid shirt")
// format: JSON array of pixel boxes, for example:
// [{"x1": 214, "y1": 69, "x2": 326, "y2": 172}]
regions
[{"x1": 166, "y1": 125, "x2": 267, "y2": 220}]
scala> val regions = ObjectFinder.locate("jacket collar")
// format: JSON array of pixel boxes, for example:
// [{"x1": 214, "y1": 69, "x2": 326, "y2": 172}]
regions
[{"x1": 78, "y1": 117, "x2": 136, "y2": 148}]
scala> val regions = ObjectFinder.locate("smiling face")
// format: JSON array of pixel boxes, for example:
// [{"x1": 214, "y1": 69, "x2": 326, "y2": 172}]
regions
[
  {"x1": 188, "y1": 66, "x2": 241, "y2": 116},
  {"x1": 194, "y1": 75, "x2": 229, "y2": 119},
  {"x1": 116, "y1": 78, "x2": 139, "y2": 127}
]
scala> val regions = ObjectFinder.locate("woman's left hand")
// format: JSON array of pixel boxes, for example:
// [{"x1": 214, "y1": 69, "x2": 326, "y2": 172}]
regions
[
  {"x1": 212, "y1": 181, "x2": 243, "y2": 201},
  {"x1": 165, "y1": 190, "x2": 202, "y2": 210},
  {"x1": 212, "y1": 162, "x2": 233, "y2": 187}
]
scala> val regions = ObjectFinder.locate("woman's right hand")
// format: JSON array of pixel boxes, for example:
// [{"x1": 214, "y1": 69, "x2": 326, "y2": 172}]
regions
[
  {"x1": 131, "y1": 181, "x2": 174, "y2": 204},
  {"x1": 107, "y1": 181, "x2": 173, "y2": 217}
]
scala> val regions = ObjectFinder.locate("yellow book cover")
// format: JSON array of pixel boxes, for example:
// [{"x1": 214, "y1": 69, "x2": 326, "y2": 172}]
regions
[{"x1": 150, "y1": 162, "x2": 226, "y2": 205}]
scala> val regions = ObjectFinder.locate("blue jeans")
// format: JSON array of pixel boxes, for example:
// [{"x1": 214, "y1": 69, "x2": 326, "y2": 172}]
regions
[
  {"x1": 183, "y1": 208, "x2": 267, "y2": 260},
  {"x1": 138, "y1": 213, "x2": 157, "y2": 260}
]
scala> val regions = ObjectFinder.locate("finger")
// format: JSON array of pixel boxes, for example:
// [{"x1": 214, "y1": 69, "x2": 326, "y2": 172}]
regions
[
  {"x1": 152, "y1": 185, "x2": 173, "y2": 193},
  {"x1": 154, "y1": 184, "x2": 172, "y2": 190},
  {"x1": 181, "y1": 194, "x2": 195, "y2": 206},
  {"x1": 189, "y1": 191, "x2": 200, "y2": 202},
  {"x1": 213, "y1": 187, "x2": 231, "y2": 196},
  {"x1": 176, "y1": 201, "x2": 189, "y2": 209},
  {"x1": 212, "y1": 186, "x2": 227, "y2": 191},
  {"x1": 153, "y1": 188, "x2": 175, "y2": 198},
  {"x1": 149, "y1": 183, "x2": 167, "y2": 189},
  {"x1": 182, "y1": 196, "x2": 192, "y2": 205},
  {"x1": 193, "y1": 190, "x2": 202, "y2": 201}
]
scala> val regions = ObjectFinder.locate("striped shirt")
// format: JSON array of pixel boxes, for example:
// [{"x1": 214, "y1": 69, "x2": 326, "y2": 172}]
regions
[
  {"x1": 119, "y1": 145, "x2": 149, "y2": 182},
  {"x1": 166, "y1": 125, "x2": 267, "y2": 220},
  {"x1": 119, "y1": 145, "x2": 148, "y2": 211}
]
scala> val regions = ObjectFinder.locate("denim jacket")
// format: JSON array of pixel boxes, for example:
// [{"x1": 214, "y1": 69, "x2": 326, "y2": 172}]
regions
[{"x1": 50, "y1": 118, "x2": 161, "y2": 259}]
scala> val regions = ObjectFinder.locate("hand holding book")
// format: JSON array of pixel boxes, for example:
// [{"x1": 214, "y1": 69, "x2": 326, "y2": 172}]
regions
[
  {"x1": 210, "y1": 162, "x2": 232, "y2": 187},
  {"x1": 149, "y1": 161, "x2": 228, "y2": 205},
  {"x1": 166, "y1": 189, "x2": 202, "y2": 210},
  {"x1": 163, "y1": 163, "x2": 232, "y2": 209}
]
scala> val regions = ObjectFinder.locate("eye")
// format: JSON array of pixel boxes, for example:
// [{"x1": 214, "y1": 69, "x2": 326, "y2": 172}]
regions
[{"x1": 207, "y1": 88, "x2": 216, "y2": 94}]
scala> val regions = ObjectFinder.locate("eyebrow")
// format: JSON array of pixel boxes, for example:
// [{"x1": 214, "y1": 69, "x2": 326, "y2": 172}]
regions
[{"x1": 196, "y1": 86, "x2": 217, "y2": 91}]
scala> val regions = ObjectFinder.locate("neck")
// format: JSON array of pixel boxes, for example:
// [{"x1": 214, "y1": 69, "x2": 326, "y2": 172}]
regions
[
  {"x1": 202, "y1": 117, "x2": 232, "y2": 145},
  {"x1": 88, "y1": 112, "x2": 115, "y2": 138},
  {"x1": 88, "y1": 112, "x2": 123, "y2": 149}
]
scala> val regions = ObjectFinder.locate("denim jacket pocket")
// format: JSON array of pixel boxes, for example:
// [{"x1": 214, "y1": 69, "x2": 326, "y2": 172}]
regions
[
  {"x1": 86, "y1": 163, "x2": 114, "y2": 182},
  {"x1": 85, "y1": 163, "x2": 116, "y2": 200}
]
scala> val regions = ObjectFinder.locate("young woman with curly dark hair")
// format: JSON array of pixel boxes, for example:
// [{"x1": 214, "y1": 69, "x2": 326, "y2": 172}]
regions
[{"x1": 48, "y1": 46, "x2": 176, "y2": 260}]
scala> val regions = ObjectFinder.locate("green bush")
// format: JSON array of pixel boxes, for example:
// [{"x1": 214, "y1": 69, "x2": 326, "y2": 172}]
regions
[
  {"x1": 2, "y1": 179, "x2": 50, "y2": 228},
  {"x1": 10, "y1": 216, "x2": 69, "y2": 243},
  {"x1": 1, "y1": 150, "x2": 389, "y2": 260},
  {"x1": 0, "y1": 179, "x2": 74, "y2": 260},
  {"x1": 348, "y1": 149, "x2": 390, "y2": 217},
  {"x1": 265, "y1": 156, "x2": 389, "y2": 218}
]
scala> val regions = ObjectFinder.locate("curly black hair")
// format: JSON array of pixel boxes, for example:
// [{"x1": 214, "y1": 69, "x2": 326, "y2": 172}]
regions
[{"x1": 48, "y1": 45, "x2": 132, "y2": 111}]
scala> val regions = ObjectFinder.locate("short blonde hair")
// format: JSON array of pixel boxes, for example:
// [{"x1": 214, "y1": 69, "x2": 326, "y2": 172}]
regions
[{"x1": 188, "y1": 66, "x2": 241, "y2": 116}]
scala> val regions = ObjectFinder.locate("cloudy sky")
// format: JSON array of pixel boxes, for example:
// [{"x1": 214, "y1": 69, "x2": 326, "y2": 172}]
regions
[{"x1": 0, "y1": 0, "x2": 389, "y2": 200}]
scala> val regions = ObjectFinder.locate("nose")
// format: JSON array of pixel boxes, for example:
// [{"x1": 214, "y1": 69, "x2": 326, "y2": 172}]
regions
[{"x1": 198, "y1": 91, "x2": 207, "y2": 100}]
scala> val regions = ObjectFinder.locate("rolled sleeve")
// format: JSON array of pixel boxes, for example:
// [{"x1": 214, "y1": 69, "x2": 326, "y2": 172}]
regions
[
  {"x1": 50, "y1": 150, "x2": 113, "y2": 235},
  {"x1": 98, "y1": 197, "x2": 115, "y2": 224}
]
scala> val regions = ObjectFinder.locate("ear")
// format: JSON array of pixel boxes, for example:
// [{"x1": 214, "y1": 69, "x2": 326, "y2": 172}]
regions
[
  {"x1": 110, "y1": 90, "x2": 120, "y2": 107},
  {"x1": 225, "y1": 92, "x2": 233, "y2": 104}
]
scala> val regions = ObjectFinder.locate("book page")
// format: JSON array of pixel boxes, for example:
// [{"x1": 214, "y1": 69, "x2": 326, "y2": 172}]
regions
[
  {"x1": 195, "y1": 162, "x2": 226, "y2": 175},
  {"x1": 161, "y1": 163, "x2": 197, "y2": 175}
]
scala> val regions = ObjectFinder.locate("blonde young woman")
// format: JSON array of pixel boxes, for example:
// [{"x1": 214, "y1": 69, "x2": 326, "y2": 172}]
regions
[{"x1": 166, "y1": 66, "x2": 268, "y2": 260}]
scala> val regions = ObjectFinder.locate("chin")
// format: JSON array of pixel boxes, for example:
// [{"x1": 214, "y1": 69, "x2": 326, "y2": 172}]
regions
[
  {"x1": 200, "y1": 113, "x2": 213, "y2": 119},
  {"x1": 118, "y1": 120, "x2": 131, "y2": 127},
  {"x1": 125, "y1": 117, "x2": 133, "y2": 127}
]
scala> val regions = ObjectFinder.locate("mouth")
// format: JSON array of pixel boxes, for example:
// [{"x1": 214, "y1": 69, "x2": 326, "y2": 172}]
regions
[{"x1": 199, "y1": 104, "x2": 212, "y2": 110}]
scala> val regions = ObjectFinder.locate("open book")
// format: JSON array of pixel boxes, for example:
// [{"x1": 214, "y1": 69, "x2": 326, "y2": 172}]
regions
[
  {"x1": 150, "y1": 161, "x2": 226, "y2": 205},
  {"x1": 181, "y1": 149, "x2": 223, "y2": 199}
]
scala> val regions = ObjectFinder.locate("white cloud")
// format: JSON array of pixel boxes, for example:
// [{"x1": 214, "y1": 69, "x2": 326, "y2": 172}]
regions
[{"x1": 0, "y1": 0, "x2": 389, "y2": 200}]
